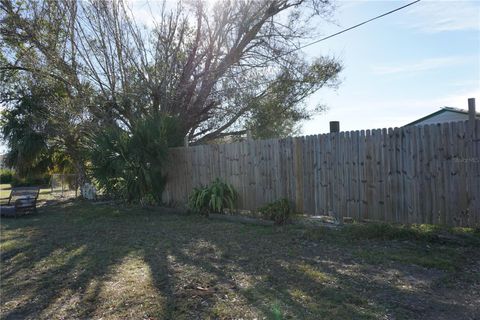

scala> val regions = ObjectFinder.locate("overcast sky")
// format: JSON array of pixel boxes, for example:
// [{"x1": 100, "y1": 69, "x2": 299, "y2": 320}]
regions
[{"x1": 301, "y1": 0, "x2": 480, "y2": 134}]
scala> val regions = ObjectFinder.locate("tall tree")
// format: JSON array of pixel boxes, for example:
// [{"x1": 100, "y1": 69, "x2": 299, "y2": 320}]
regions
[
  {"x1": 1, "y1": 0, "x2": 342, "y2": 187},
  {"x1": 1, "y1": 0, "x2": 341, "y2": 138}
]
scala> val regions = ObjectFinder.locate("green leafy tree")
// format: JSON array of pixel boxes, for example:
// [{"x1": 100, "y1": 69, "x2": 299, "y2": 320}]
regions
[
  {"x1": 0, "y1": 83, "x2": 71, "y2": 178},
  {"x1": 246, "y1": 58, "x2": 342, "y2": 139},
  {"x1": 1, "y1": 83, "x2": 94, "y2": 185}
]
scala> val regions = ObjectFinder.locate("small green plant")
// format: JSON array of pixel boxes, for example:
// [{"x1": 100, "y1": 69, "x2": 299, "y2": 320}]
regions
[
  {"x1": 270, "y1": 302, "x2": 283, "y2": 320},
  {"x1": 259, "y1": 198, "x2": 294, "y2": 225},
  {"x1": 0, "y1": 169, "x2": 14, "y2": 184},
  {"x1": 188, "y1": 178, "x2": 237, "y2": 216}
]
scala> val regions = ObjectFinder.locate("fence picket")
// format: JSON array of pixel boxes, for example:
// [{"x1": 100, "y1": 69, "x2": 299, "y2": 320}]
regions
[{"x1": 163, "y1": 120, "x2": 480, "y2": 226}]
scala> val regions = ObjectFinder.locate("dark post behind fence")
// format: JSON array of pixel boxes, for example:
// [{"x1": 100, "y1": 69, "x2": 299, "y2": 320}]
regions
[
  {"x1": 468, "y1": 98, "x2": 476, "y2": 130},
  {"x1": 330, "y1": 121, "x2": 340, "y2": 133}
]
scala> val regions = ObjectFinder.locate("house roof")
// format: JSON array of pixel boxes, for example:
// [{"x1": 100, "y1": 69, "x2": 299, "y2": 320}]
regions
[{"x1": 404, "y1": 106, "x2": 480, "y2": 126}]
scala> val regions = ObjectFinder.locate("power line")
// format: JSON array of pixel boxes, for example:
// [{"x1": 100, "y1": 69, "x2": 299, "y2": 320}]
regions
[
  {"x1": 291, "y1": 0, "x2": 421, "y2": 54},
  {"x1": 259, "y1": 0, "x2": 423, "y2": 66},
  {"x1": 214, "y1": 0, "x2": 421, "y2": 94}
]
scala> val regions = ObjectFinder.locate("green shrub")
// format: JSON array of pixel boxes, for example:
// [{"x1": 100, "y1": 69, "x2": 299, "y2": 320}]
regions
[
  {"x1": 0, "y1": 169, "x2": 14, "y2": 184},
  {"x1": 11, "y1": 174, "x2": 50, "y2": 187},
  {"x1": 259, "y1": 198, "x2": 294, "y2": 225},
  {"x1": 188, "y1": 178, "x2": 237, "y2": 216}
]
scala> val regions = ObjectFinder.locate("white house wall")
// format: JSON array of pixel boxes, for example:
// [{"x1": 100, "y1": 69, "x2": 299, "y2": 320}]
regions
[{"x1": 414, "y1": 111, "x2": 473, "y2": 125}]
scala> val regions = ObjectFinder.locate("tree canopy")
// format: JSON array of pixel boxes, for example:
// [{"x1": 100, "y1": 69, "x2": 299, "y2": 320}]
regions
[{"x1": 1, "y1": 0, "x2": 342, "y2": 186}]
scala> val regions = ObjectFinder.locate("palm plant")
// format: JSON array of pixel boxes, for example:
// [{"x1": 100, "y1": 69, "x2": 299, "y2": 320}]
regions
[{"x1": 89, "y1": 114, "x2": 182, "y2": 203}]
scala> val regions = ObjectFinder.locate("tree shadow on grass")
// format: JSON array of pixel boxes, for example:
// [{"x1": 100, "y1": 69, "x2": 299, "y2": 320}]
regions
[
  {"x1": 0, "y1": 203, "x2": 176, "y2": 319},
  {"x1": 160, "y1": 227, "x2": 382, "y2": 319},
  {"x1": 158, "y1": 220, "x2": 479, "y2": 319},
  {"x1": 1, "y1": 202, "x2": 478, "y2": 319}
]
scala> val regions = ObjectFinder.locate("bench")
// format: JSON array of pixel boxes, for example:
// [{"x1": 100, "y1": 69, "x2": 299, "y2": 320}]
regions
[{"x1": 0, "y1": 187, "x2": 40, "y2": 218}]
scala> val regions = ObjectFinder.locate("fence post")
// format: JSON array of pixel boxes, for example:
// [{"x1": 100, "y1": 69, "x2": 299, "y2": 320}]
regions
[
  {"x1": 467, "y1": 98, "x2": 478, "y2": 225},
  {"x1": 330, "y1": 121, "x2": 340, "y2": 133},
  {"x1": 293, "y1": 137, "x2": 304, "y2": 213},
  {"x1": 468, "y1": 98, "x2": 476, "y2": 132}
]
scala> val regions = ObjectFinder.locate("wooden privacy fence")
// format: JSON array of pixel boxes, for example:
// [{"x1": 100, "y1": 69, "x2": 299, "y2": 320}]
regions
[{"x1": 164, "y1": 119, "x2": 480, "y2": 227}]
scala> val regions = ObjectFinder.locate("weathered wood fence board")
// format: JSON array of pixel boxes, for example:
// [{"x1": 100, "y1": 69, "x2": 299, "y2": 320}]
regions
[{"x1": 164, "y1": 120, "x2": 480, "y2": 226}]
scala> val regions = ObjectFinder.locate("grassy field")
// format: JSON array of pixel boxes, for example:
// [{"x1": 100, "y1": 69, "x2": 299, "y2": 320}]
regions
[{"x1": 1, "y1": 201, "x2": 479, "y2": 320}]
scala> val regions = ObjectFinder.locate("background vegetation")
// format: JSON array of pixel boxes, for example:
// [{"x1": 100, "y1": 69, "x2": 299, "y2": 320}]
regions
[{"x1": 1, "y1": 0, "x2": 342, "y2": 201}]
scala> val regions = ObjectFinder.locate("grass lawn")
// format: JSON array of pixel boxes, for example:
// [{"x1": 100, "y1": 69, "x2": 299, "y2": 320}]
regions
[{"x1": 1, "y1": 202, "x2": 479, "y2": 320}]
